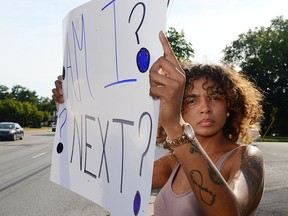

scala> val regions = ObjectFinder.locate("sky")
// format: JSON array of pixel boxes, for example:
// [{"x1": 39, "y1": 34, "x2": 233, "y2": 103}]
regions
[{"x1": 1, "y1": 0, "x2": 288, "y2": 98}]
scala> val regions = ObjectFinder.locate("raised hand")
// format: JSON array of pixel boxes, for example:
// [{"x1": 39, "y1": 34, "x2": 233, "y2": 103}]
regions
[
  {"x1": 52, "y1": 75, "x2": 64, "y2": 110},
  {"x1": 149, "y1": 31, "x2": 186, "y2": 139}
]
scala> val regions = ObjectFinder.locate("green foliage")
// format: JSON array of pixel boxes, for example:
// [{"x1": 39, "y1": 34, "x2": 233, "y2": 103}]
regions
[
  {"x1": 0, "y1": 85, "x2": 55, "y2": 127},
  {"x1": 166, "y1": 27, "x2": 194, "y2": 62},
  {"x1": 222, "y1": 16, "x2": 288, "y2": 135},
  {"x1": 0, "y1": 99, "x2": 22, "y2": 122},
  {"x1": 38, "y1": 96, "x2": 56, "y2": 112},
  {"x1": 11, "y1": 85, "x2": 39, "y2": 104},
  {"x1": 0, "y1": 85, "x2": 12, "y2": 100}
]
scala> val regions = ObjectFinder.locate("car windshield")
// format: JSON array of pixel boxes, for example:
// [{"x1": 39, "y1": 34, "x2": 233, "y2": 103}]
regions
[{"x1": 0, "y1": 124, "x2": 15, "y2": 129}]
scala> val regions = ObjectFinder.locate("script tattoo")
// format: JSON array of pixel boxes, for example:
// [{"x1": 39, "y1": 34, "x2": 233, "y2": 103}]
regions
[
  {"x1": 190, "y1": 170, "x2": 216, "y2": 206},
  {"x1": 240, "y1": 148, "x2": 263, "y2": 196},
  {"x1": 208, "y1": 163, "x2": 224, "y2": 185},
  {"x1": 189, "y1": 140, "x2": 202, "y2": 155}
]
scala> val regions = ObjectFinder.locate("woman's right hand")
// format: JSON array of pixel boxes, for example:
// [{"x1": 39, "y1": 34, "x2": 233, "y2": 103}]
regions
[
  {"x1": 149, "y1": 31, "x2": 186, "y2": 140},
  {"x1": 52, "y1": 75, "x2": 64, "y2": 110}
]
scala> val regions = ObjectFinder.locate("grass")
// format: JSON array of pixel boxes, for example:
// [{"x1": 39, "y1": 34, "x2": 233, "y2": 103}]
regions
[
  {"x1": 24, "y1": 127, "x2": 52, "y2": 133},
  {"x1": 260, "y1": 136, "x2": 288, "y2": 142}
]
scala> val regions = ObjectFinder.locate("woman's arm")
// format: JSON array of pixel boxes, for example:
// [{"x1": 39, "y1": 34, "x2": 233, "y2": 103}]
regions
[
  {"x1": 173, "y1": 140, "x2": 264, "y2": 216},
  {"x1": 152, "y1": 154, "x2": 177, "y2": 189}
]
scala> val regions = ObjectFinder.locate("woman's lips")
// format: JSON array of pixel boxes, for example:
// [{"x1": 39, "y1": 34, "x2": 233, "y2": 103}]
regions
[{"x1": 198, "y1": 119, "x2": 214, "y2": 127}]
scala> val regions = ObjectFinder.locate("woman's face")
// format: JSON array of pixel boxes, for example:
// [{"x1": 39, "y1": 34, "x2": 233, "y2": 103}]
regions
[{"x1": 182, "y1": 78, "x2": 228, "y2": 138}]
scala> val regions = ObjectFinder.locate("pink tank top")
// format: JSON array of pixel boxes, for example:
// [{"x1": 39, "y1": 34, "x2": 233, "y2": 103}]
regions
[{"x1": 154, "y1": 146, "x2": 258, "y2": 216}]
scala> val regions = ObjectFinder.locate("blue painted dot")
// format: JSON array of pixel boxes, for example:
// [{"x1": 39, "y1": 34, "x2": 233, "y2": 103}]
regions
[
  {"x1": 133, "y1": 190, "x2": 141, "y2": 215},
  {"x1": 136, "y1": 48, "x2": 150, "y2": 73},
  {"x1": 57, "y1": 142, "x2": 64, "y2": 154}
]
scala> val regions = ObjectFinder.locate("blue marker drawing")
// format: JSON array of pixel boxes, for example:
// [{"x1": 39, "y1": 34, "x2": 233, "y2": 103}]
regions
[
  {"x1": 102, "y1": 0, "x2": 137, "y2": 88},
  {"x1": 71, "y1": 14, "x2": 95, "y2": 99},
  {"x1": 104, "y1": 79, "x2": 137, "y2": 88},
  {"x1": 64, "y1": 34, "x2": 76, "y2": 101},
  {"x1": 137, "y1": 47, "x2": 150, "y2": 73},
  {"x1": 133, "y1": 190, "x2": 141, "y2": 215}
]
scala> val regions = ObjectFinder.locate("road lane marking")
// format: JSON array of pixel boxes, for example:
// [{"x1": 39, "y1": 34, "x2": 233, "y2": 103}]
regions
[{"x1": 32, "y1": 152, "x2": 47, "y2": 159}]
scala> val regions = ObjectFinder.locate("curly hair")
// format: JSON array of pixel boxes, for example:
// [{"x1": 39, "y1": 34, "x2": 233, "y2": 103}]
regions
[{"x1": 157, "y1": 63, "x2": 264, "y2": 147}]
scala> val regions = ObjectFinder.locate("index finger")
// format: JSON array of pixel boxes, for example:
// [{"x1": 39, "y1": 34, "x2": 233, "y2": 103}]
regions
[
  {"x1": 57, "y1": 75, "x2": 63, "y2": 82},
  {"x1": 159, "y1": 31, "x2": 181, "y2": 71},
  {"x1": 55, "y1": 76, "x2": 63, "y2": 95}
]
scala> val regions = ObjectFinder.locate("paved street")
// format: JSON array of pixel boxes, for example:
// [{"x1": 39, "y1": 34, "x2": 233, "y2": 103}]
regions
[
  {"x1": 0, "y1": 132, "x2": 287, "y2": 215},
  {"x1": 254, "y1": 142, "x2": 288, "y2": 216}
]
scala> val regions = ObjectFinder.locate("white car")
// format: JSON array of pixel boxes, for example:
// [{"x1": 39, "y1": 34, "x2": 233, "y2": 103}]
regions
[{"x1": 52, "y1": 123, "x2": 57, "y2": 132}]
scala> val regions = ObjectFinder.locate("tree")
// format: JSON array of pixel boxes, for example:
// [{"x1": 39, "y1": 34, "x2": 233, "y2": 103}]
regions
[
  {"x1": 11, "y1": 85, "x2": 39, "y2": 104},
  {"x1": 0, "y1": 99, "x2": 23, "y2": 123},
  {"x1": 222, "y1": 16, "x2": 288, "y2": 135},
  {"x1": 0, "y1": 99, "x2": 51, "y2": 128},
  {"x1": 0, "y1": 85, "x2": 11, "y2": 100},
  {"x1": 38, "y1": 96, "x2": 56, "y2": 113},
  {"x1": 166, "y1": 27, "x2": 194, "y2": 62},
  {"x1": 21, "y1": 102, "x2": 38, "y2": 126}
]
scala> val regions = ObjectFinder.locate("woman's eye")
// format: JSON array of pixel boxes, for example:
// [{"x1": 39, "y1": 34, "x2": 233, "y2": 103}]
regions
[
  {"x1": 210, "y1": 95, "x2": 223, "y2": 101},
  {"x1": 187, "y1": 98, "x2": 196, "y2": 104},
  {"x1": 212, "y1": 96, "x2": 220, "y2": 100}
]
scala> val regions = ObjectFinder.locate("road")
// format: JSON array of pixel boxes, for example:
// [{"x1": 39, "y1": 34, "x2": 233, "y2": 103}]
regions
[
  {"x1": 254, "y1": 142, "x2": 288, "y2": 216},
  {"x1": 0, "y1": 132, "x2": 108, "y2": 216},
  {"x1": 0, "y1": 132, "x2": 287, "y2": 215}
]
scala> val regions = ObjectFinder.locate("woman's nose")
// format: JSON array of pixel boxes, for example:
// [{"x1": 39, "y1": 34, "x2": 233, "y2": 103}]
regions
[{"x1": 200, "y1": 99, "x2": 211, "y2": 114}]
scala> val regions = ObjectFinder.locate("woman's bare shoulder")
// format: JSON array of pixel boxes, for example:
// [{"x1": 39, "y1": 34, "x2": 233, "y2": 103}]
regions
[
  {"x1": 223, "y1": 144, "x2": 264, "y2": 183},
  {"x1": 152, "y1": 154, "x2": 178, "y2": 189},
  {"x1": 155, "y1": 154, "x2": 178, "y2": 170}
]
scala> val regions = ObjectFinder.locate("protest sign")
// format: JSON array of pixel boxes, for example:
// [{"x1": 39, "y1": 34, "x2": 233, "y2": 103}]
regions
[{"x1": 50, "y1": 0, "x2": 167, "y2": 215}]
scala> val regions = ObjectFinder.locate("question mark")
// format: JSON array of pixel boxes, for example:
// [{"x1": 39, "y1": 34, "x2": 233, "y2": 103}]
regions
[
  {"x1": 138, "y1": 112, "x2": 152, "y2": 176},
  {"x1": 128, "y1": 2, "x2": 146, "y2": 45},
  {"x1": 56, "y1": 108, "x2": 67, "y2": 154},
  {"x1": 132, "y1": 112, "x2": 152, "y2": 216},
  {"x1": 128, "y1": 2, "x2": 150, "y2": 73}
]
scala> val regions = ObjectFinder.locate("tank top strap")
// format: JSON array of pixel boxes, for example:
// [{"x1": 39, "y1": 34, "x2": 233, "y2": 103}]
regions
[{"x1": 216, "y1": 145, "x2": 243, "y2": 171}]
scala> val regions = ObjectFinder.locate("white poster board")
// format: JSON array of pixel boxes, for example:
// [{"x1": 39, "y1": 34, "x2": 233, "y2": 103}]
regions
[{"x1": 50, "y1": 0, "x2": 167, "y2": 215}]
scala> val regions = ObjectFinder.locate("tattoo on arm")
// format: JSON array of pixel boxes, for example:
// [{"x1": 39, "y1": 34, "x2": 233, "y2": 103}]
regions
[
  {"x1": 190, "y1": 170, "x2": 216, "y2": 206},
  {"x1": 188, "y1": 139, "x2": 226, "y2": 206},
  {"x1": 240, "y1": 149, "x2": 263, "y2": 195},
  {"x1": 208, "y1": 163, "x2": 225, "y2": 185},
  {"x1": 189, "y1": 140, "x2": 202, "y2": 155}
]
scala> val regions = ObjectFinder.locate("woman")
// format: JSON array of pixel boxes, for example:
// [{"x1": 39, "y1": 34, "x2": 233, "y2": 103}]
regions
[
  {"x1": 52, "y1": 32, "x2": 265, "y2": 216},
  {"x1": 149, "y1": 32, "x2": 264, "y2": 216}
]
